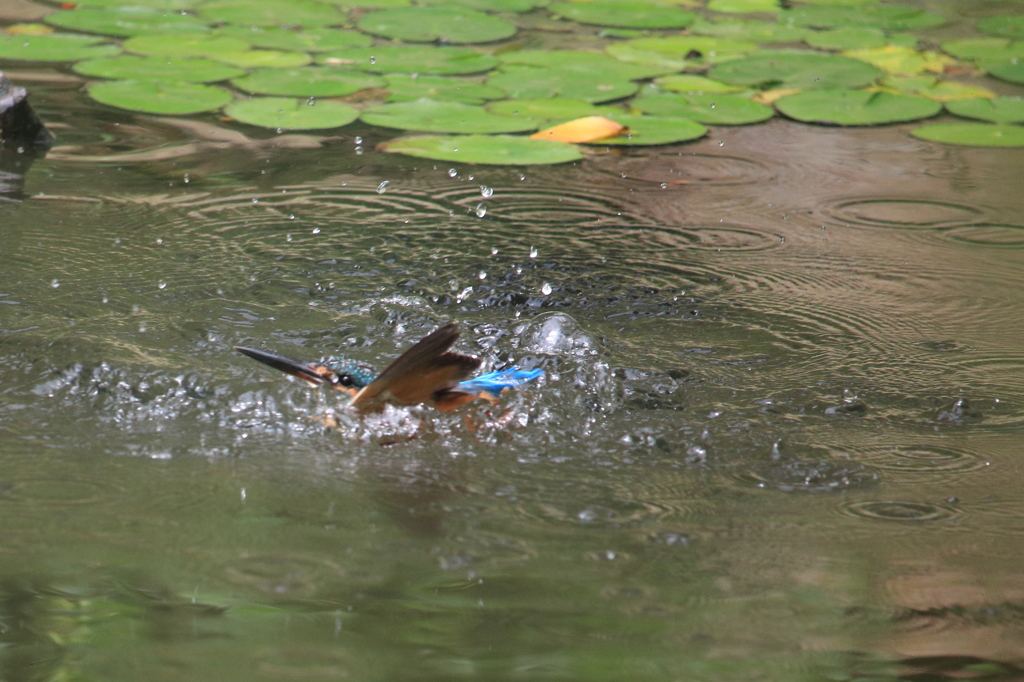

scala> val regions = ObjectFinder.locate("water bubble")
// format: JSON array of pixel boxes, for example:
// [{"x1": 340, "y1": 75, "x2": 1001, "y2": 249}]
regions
[
  {"x1": 480, "y1": 185, "x2": 493, "y2": 198},
  {"x1": 491, "y1": 246, "x2": 498, "y2": 255},
  {"x1": 183, "y1": 173, "x2": 190, "y2": 184},
  {"x1": 156, "y1": 238, "x2": 163, "y2": 245},
  {"x1": 660, "y1": 183, "x2": 667, "y2": 189},
  {"x1": 718, "y1": 141, "x2": 724, "y2": 147},
  {"x1": 468, "y1": 174, "x2": 474, "y2": 181},
  {"x1": 307, "y1": 96, "x2": 316, "y2": 106},
  {"x1": 158, "y1": 280, "x2": 167, "y2": 290},
  {"x1": 252, "y1": 198, "x2": 259, "y2": 204},
  {"x1": 529, "y1": 246, "x2": 538, "y2": 258},
  {"x1": 51, "y1": 279, "x2": 60, "y2": 288},
  {"x1": 448, "y1": 168, "x2": 458, "y2": 177},
  {"x1": 139, "y1": 321, "x2": 147, "y2": 333},
  {"x1": 518, "y1": 173, "x2": 526, "y2": 181},
  {"x1": 475, "y1": 203, "x2": 487, "y2": 218},
  {"x1": 101, "y1": 294, "x2": 109, "y2": 304},
  {"x1": 456, "y1": 286, "x2": 473, "y2": 302},
  {"x1": 369, "y1": 55, "x2": 375, "y2": 64},
  {"x1": 354, "y1": 136, "x2": 363, "y2": 144},
  {"x1": 478, "y1": 271, "x2": 487, "y2": 280},
  {"x1": 377, "y1": 180, "x2": 390, "y2": 194},
  {"x1": 541, "y1": 282, "x2": 552, "y2": 295},
  {"x1": 286, "y1": 234, "x2": 292, "y2": 242},
  {"x1": 289, "y1": 214, "x2": 296, "y2": 220},
  {"x1": 312, "y1": 227, "x2": 321, "y2": 234}
]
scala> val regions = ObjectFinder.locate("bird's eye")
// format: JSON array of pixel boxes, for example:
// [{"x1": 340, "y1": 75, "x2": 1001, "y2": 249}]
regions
[{"x1": 337, "y1": 374, "x2": 354, "y2": 388}]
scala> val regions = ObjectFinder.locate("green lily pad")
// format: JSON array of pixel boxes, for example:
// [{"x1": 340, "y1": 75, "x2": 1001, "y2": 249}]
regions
[
  {"x1": 707, "y1": 0, "x2": 779, "y2": 13},
  {"x1": 421, "y1": 0, "x2": 545, "y2": 12},
  {"x1": 88, "y1": 79, "x2": 231, "y2": 114},
  {"x1": 549, "y1": 1, "x2": 698, "y2": 29},
  {"x1": 805, "y1": 27, "x2": 888, "y2": 50},
  {"x1": 317, "y1": 46, "x2": 498, "y2": 74},
  {"x1": 977, "y1": 15, "x2": 1024, "y2": 40},
  {"x1": 232, "y1": 67, "x2": 384, "y2": 96},
  {"x1": 911, "y1": 122, "x2": 1024, "y2": 147},
  {"x1": 45, "y1": 7, "x2": 210, "y2": 37},
  {"x1": 594, "y1": 114, "x2": 707, "y2": 145},
  {"x1": 688, "y1": 18, "x2": 810, "y2": 43},
  {"x1": 775, "y1": 89, "x2": 941, "y2": 125},
  {"x1": 607, "y1": 36, "x2": 757, "y2": 70},
  {"x1": 74, "y1": 0, "x2": 198, "y2": 7},
  {"x1": 199, "y1": 0, "x2": 347, "y2": 28},
  {"x1": 487, "y1": 66, "x2": 637, "y2": 103},
  {"x1": 485, "y1": 98, "x2": 610, "y2": 121},
  {"x1": 379, "y1": 134, "x2": 582, "y2": 165},
  {"x1": 361, "y1": 98, "x2": 539, "y2": 133},
  {"x1": 124, "y1": 34, "x2": 250, "y2": 58},
  {"x1": 783, "y1": 6, "x2": 946, "y2": 31},
  {"x1": 357, "y1": 7, "x2": 517, "y2": 43},
  {"x1": 0, "y1": 33, "x2": 120, "y2": 61},
  {"x1": 499, "y1": 50, "x2": 673, "y2": 79},
  {"x1": 876, "y1": 75, "x2": 996, "y2": 102},
  {"x1": 988, "y1": 60, "x2": 1024, "y2": 85},
  {"x1": 653, "y1": 74, "x2": 746, "y2": 94},
  {"x1": 74, "y1": 55, "x2": 244, "y2": 82},
  {"x1": 941, "y1": 38, "x2": 1024, "y2": 67},
  {"x1": 209, "y1": 50, "x2": 311, "y2": 68},
  {"x1": 384, "y1": 75, "x2": 504, "y2": 104},
  {"x1": 216, "y1": 26, "x2": 372, "y2": 52},
  {"x1": 945, "y1": 97, "x2": 1024, "y2": 124},
  {"x1": 633, "y1": 91, "x2": 774, "y2": 124},
  {"x1": 225, "y1": 97, "x2": 360, "y2": 129},
  {"x1": 709, "y1": 50, "x2": 883, "y2": 89}
]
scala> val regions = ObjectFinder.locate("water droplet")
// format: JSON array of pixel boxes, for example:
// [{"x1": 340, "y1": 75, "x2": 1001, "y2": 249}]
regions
[
  {"x1": 139, "y1": 321, "x2": 147, "y2": 333},
  {"x1": 155, "y1": 238, "x2": 163, "y2": 245},
  {"x1": 288, "y1": 214, "x2": 296, "y2": 220},
  {"x1": 519, "y1": 173, "x2": 526, "y2": 181},
  {"x1": 478, "y1": 271, "x2": 487, "y2": 280},
  {"x1": 448, "y1": 168, "x2": 458, "y2": 177},
  {"x1": 660, "y1": 183, "x2": 667, "y2": 189},
  {"x1": 307, "y1": 96, "x2": 316, "y2": 106},
  {"x1": 456, "y1": 286, "x2": 473, "y2": 302},
  {"x1": 158, "y1": 280, "x2": 167, "y2": 290},
  {"x1": 252, "y1": 198, "x2": 259, "y2": 204},
  {"x1": 50, "y1": 279, "x2": 59, "y2": 288},
  {"x1": 286, "y1": 234, "x2": 292, "y2": 242},
  {"x1": 369, "y1": 55, "x2": 376, "y2": 64},
  {"x1": 354, "y1": 136, "x2": 362, "y2": 144},
  {"x1": 312, "y1": 227, "x2": 321, "y2": 234},
  {"x1": 529, "y1": 246, "x2": 538, "y2": 258},
  {"x1": 491, "y1": 246, "x2": 498, "y2": 255},
  {"x1": 480, "y1": 185, "x2": 493, "y2": 198},
  {"x1": 377, "y1": 180, "x2": 390, "y2": 194},
  {"x1": 718, "y1": 141, "x2": 724, "y2": 147},
  {"x1": 709, "y1": 102, "x2": 716, "y2": 109},
  {"x1": 183, "y1": 173, "x2": 190, "y2": 183},
  {"x1": 541, "y1": 282, "x2": 552, "y2": 295},
  {"x1": 468, "y1": 174, "x2": 474, "y2": 181},
  {"x1": 475, "y1": 203, "x2": 487, "y2": 218},
  {"x1": 101, "y1": 294, "x2": 109, "y2": 304}
]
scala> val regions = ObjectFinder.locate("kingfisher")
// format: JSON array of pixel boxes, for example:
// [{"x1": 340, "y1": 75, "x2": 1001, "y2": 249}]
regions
[{"x1": 235, "y1": 322, "x2": 543, "y2": 413}]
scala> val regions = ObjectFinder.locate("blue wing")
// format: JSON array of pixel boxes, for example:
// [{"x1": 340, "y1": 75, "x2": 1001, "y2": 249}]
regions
[{"x1": 455, "y1": 367, "x2": 544, "y2": 401}]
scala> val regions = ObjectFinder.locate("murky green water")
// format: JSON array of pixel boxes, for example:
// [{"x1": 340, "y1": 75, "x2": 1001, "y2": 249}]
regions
[{"x1": 4, "y1": 11, "x2": 1024, "y2": 682}]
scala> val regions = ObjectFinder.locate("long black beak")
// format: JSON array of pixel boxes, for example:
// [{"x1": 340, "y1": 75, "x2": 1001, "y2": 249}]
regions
[{"x1": 234, "y1": 346, "x2": 326, "y2": 387}]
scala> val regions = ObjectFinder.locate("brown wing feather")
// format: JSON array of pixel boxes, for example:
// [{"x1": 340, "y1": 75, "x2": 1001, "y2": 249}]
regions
[{"x1": 350, "y1": 323, "x2": 481, "y2": 410}]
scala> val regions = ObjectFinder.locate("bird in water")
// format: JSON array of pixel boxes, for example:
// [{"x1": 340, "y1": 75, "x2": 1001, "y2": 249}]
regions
[{"x1": 235, "y1": 323, "x2": 543, "y2": 413}]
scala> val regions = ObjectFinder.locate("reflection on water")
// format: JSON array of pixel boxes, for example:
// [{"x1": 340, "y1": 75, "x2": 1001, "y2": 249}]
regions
[{"x1": 3, "y1": 65, "x2": 1024, "y2": 682}]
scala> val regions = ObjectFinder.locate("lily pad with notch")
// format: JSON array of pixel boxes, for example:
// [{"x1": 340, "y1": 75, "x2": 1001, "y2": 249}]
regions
[
  {"x1": 357, "y1": 7, "x2": 517, "y2": 43},
  {"x1": 74, "y1": 55, "x2": 244, "y2": 82},
  {"x1": 548, "y1": 1, "x2": 698, "y2": 29},
  {"x1": 224, "y1": 97, "x2": 360, "y2": 130},
  {"x1": 317, "y1": 46, "x2": 498, "y2": 75},
  {"x1": 710, "y1": 50, "x2": 883, "y2": 89},
  {"x1": 88, "y1": 78, "x2": 231, "y2": 114},
  {"x1": 379, "y1": 134, "x2": 583, "y2": 165},
  {"x1": 384, "y1": 75, "x2": 504, "y2": 104},
  {"x1": 607, "y1": 35, "x2": 757, "y2": 70},
  {"x1": 232, "y1": 67, "x2": 384, "y2": 97},
  {"x1": 361, "y1": 98, "x2": 539, "y2": 133},
  {"x1": 124, "y1": 34, "x2": 250, "y2": 58},
  {"x1": 595, "y1": 113, "x2": 707, "y2": 145},
  {"x1": 199, "y1": 0, "x2": 347, "y2": 28},
  {"x1": 486, "y1": 98, "x2": 612, "y2": 121},
  {"x1": 911, "y1": 122, "x2": 1024, "y2": 147},
  {"x1": 633, "y1": 91, "x2": 774, "y2": 124},
  {"x1": 209, "y1": 50, "x2": 312, "y2": 69},
  {"x1": 945, "y1": 97, "x2": 1024, "y2": 124},
  {"x1": 45, "y1": 6, "x2": 210, "y2": 37},
  {"x1": 216, "y1": 26, "x2": 372, "y2": 52},
  {"x1": 487, "y1": 66, "x2": 637, "y2": 103},
  {"x1": 0, "y1": 33, "x2": 120, "y2": 61},
  {"x1": 775, "y1": 89, "x2": 941, "y2": 125}
]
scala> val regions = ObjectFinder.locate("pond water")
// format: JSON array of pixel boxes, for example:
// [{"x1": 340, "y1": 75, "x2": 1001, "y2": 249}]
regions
[{"x1": 4, "y1": 11, "x2": 1024, "y2": 682}]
